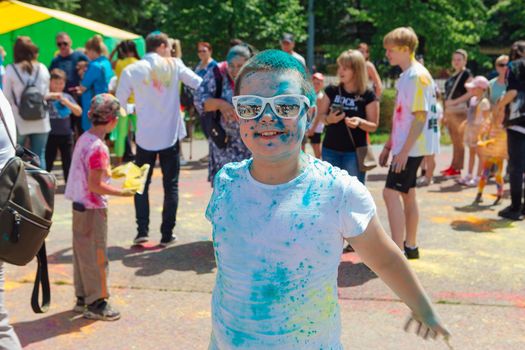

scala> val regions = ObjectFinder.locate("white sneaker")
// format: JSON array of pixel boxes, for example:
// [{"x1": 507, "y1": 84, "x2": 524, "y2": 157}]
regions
[
  {"x1": 416, "y1": 176, "x2": 433, "y2": 187},
  {"x1": 466, "y1": 177, "x2": 479, "y2": 187},
  {"x1": 456, "y1": 175, "x2": 471, "y2": 185}
]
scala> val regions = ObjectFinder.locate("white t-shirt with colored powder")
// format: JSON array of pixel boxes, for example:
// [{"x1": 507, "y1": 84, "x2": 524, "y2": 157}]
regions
[
  {"x1": 65, "y1": 131, "x2": 111, "y2": 209},
  {"x1": 206, "y1": 155, "x2": 376, "y2": 350},
  {"x1": 392, "y1": 61, "x2": 440, "y2": 157}
]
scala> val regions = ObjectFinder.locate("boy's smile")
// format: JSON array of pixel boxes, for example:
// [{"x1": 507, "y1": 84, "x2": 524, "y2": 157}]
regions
[{"x1": 238, "y1": 71, "x2": 309, "y2": 159}]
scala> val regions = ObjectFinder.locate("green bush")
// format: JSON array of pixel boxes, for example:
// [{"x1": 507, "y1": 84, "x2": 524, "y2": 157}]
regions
[{"x1": 378, "y1": 88, "x2": 396, "y2": 133}]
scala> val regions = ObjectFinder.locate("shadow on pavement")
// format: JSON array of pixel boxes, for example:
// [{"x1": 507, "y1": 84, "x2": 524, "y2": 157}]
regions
[
  {"x1": 13, "y1": 311, "x2": 95, "y2": 347},
  {"x1": 337, "y1": 260, "x2": 377, "y2": 288},
  {"x1": 181, "y1": 160, "x2": 209, "y2": 171},
  {"x1": 48, "y1": 241, "x2": 216, "y2": 276},
  {"x1": 429, "y1": 182, "x2": 466, "y2": 193},
  {"x1": 450, "y1": 217, "x2": 513, "y2": 233},
  {"x1": 454, "y1": 203, "x2": 495, "y2": 213},
  {"x1": 366, "y1": 174, "x2": 387, "y2": 182},
  {"x1": 48, "y1": 241, "x2": 217, "y2": 277},
  {"x1": 109, "y1": 241, "x2": 216, "y2": 276}
]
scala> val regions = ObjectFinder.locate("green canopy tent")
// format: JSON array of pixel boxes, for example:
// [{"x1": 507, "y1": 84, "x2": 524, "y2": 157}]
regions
[{"x1": 0, "y1": 0, "x2": 145, "y2": 66}]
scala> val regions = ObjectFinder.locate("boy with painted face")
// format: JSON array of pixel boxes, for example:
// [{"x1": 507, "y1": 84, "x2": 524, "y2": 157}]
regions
[
  {"x1": 206, "y1": 49, "x2": 449, "y2": 349},
  {"x1": 379, "y1": 27, "x2": 440, "y2": 259}
]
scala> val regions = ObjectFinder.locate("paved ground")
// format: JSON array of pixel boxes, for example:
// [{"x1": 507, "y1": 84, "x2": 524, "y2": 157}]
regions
[{"x1": 4, "y1": 140, "x2": 525, "y2": 349}]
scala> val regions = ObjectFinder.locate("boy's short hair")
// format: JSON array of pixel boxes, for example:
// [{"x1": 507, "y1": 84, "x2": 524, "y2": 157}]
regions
[
  {"x1": 146, "y1": 32, "x2": 169, "y2": 53},
  {"x1": 50, "y1": 68, "x2": 67, "y2": 81},
  {"x1": 454, "y1": 49, "x2": 468, "y2": 61},
  {"x1": 234, "y1": 49, "x2": 316, "y2": 106},
  {"x1": 88, "y1": 93, "x2": 126, "y2": 125},
  {"x1": 383, "y1": 27, "x2": 419, "y2": 53}
]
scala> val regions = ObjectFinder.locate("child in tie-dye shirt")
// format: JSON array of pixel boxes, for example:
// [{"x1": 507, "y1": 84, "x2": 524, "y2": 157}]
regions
[{"x1": 206, "y1": 49, "x2": 449, "y2": 349}]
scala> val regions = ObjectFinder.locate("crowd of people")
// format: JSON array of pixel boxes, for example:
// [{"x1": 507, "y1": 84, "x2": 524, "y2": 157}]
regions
[{"x1": 0, "y1": 24, "x2": 524, "y2": 349}]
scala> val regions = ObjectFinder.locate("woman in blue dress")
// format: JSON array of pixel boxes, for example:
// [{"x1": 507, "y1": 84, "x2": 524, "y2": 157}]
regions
[{"x1": 194, "y1": 45, "x2": 252, "y2": 184}]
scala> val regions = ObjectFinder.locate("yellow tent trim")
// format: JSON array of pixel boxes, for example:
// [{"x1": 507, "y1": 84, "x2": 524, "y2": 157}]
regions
[
  {"x1": 1, "y1": 1, "x2": 141, "y2": 40},
  {"x1": 0, "y1": 1, "x2": 51, "y2": 34}
]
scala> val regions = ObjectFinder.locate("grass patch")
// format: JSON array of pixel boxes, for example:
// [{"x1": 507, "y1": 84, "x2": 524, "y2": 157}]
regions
[{"x1": 370, "y1": 133, "x2": 390, "y2": 145}]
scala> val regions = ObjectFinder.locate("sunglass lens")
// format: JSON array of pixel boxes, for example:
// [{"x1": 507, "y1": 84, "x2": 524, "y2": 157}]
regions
[
  {"x1": 57, "y1": 42, "x2": 68, "y2": 47},
  {"x1": 236, "y1": 96, "x2": 263, "y2": 119},
  {"x1": 274, "y1": 96, "x2": 302, "y2": 119}
]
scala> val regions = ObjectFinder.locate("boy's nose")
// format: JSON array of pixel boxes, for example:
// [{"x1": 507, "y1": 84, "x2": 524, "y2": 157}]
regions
[{"x1": 259, "y1": 104, "x2": 277, "y2": 124}]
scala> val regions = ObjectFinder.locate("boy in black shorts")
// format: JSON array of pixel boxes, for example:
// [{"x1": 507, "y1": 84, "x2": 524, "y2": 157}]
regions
[{"x1": 378, "y1": 28, "x2": 440, "y2": 259}]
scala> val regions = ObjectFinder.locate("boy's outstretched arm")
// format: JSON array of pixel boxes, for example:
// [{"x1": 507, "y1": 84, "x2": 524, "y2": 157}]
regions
[{"x1": 348, "y1": 216, "x2": 450, "y2": 340}]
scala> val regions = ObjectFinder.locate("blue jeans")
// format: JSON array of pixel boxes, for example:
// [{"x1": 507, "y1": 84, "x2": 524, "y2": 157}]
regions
[
  {"x1": 322, "y1": 147, "x2": 366, "y2": 184},
  {"x1": 17, "y1": 132, "x2": 49, "y2": 170},
  {"x1": 134, "y1": 142, "x2": 180, "y2": 238}
]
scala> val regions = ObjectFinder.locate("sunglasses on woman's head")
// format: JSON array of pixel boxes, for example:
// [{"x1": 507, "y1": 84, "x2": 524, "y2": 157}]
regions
[
  {"x1": 496, "y1": 63, "x2": 507, "y2": 67},
  {"x1": 232, "y1": 94, "x2": 310, "y2": 120}
]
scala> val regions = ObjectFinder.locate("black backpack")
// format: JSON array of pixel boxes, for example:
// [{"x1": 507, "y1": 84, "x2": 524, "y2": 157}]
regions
[
  {"x1": 0, "y1": 107, "x2": 55, "y2": 313},
  {"x1": 10, "y1": 64, "x2": 47, "y2": 121},
  {"x1": 204, "y1": 64, "x2": 229, "y2": 149}
]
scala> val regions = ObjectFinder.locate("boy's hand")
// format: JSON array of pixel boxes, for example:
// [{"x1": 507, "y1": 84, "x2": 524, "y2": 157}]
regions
[
  {"x1": 120, "y1": 188, "x2": 137, "y2": 197},
  {"x1": 46, "y1": 92, "x2": 62, "y2": 100},
  {"x1": 404, "y1": 313, "x2": 452, "y2": 347},
  {"x1": 379, "y1": 147, "x2": 390, "y2": 167},
  {"x1": 392, "y1": 150, "x2": 409, "y2": 173},
  {"x1": 306, "y1": 128, "x2": 315, "y2": 137}
]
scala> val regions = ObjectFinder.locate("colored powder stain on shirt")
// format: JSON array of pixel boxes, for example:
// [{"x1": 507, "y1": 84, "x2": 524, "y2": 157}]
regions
[
  {"x1": 88, "y1": 148, "x2": 109, "y2": 170},
  {"x1": 206, "y1": 157, "x2": 376, "y2": 349},
  {"x1": 302, "y1": 184, "x2": 314, "y2": 206}
]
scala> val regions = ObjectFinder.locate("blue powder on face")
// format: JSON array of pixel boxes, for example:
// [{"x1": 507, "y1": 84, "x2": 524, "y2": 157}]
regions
[{"x1": 237, "y1": 50, "x2": 316, "y2": 105}]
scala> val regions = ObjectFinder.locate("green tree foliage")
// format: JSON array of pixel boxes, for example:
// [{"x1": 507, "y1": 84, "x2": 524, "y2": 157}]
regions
[
  {"x1": 22, "y1": 0, "x2": 525, "y2": 71},
  {"x1": 166, "y1": 0, "x2": 306, "y2": 61},
  {"x1": 27, "y1": 0, "x2": 306, "y2": 65},
  {"x1": 24, "y1": 0, "x2": 81, "y2": 12},
  {"x1": 487, "y1": 0, "x2": 525, "y2": 45},
  {"x1": 348, "y1": 0, "x2": 488, "y2": 67}
]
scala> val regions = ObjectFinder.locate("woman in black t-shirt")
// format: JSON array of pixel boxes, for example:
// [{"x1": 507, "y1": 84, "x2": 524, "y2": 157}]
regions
[
  {"x1": 318, "y1": 49, "x2": 379, "y2": 184},
  {"x1": 442, "y1": 49, "x2": 473, "y2": 176}
]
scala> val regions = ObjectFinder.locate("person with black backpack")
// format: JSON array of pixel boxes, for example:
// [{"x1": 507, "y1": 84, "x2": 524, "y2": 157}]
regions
[
  {"x1": 3, "y1": 36, "x2": 50, "y2": 170},
  {"x1": 0, "y1": 89, "x2": 23, "y2": 350}
]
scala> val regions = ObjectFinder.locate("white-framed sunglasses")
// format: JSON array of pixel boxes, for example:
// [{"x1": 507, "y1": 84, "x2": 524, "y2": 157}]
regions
[{"x1": 232, "y1": 94, "x2": 311, "y2": 120}]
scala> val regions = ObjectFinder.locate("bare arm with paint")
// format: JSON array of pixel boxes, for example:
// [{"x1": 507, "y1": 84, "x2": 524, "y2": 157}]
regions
[
  {"x1": 391, "y1": 111, "x2": 426, "y2": 173},
  {"x1": 348, "y1": 216, "x2": 450, "y2": 340}
]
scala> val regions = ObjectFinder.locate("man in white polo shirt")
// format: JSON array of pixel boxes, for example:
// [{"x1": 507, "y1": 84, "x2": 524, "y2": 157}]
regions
[{"x1": 116, "y1": 32, "x2": 202, "y2": 247}]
